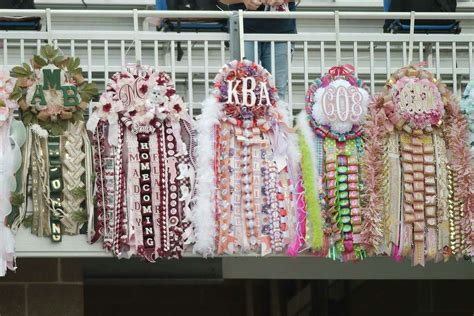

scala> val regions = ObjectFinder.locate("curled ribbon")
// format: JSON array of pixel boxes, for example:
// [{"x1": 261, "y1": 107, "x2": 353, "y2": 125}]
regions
[
  {"x1": 328, "y1": 64, "x2": 355, "y2": 77},
  {"x1": 411, "y1": 61, "x2": 428, "y2": 68}
]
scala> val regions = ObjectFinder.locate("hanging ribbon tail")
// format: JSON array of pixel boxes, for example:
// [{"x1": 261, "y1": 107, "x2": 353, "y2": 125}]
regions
[
  {"x1": 287, "y1": 177, "x2": 307, "y2": 256},
  {"x1": 86, "y1": 114, "x2": 100, "y2": 133},
  {"x1": 171, "y1": 121, "x2": 186, "y2": 156},
  {"x1": 412, "y1": 61, "x2": 428, "y2": 68},
  {"x1": 271, "y1": 123, "x2": 290, "y2": 172},
  {"x1": 142, "y1": 249, "x2": 156, "y2": 263},
  {"x1": 107, "y1": 121, "x2": 120, "y2": 147},
  {"x1": 0, "y1": 227, "x2": 16, "y2": 276},
  {"x1": 328, "y1": 64, "x2": 355, "y2": 77},
  {"x1": 182, "y1": 215, "x2": 195, "y2": 245},
  {"x1": 89, "y1": 229, "x2": 102, "y2": 245},
  {"x1": 392, "y1": 244, "x2": 402, "y2": 262},
  {"x1": 180, "y1": 112, "x2": 194, "y2": 125},
  {"x1": 0, "y1": 122, "x2": 17, "y2": 276}
]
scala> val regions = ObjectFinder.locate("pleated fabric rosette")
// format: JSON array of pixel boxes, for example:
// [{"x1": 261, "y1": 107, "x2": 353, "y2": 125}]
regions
[
  {"x1": 7, "y1": 45, "x2": 97, "y2": 242},
  {"x1": 296, "y1": 65, "x2": 371, "y2": 262},
  {"x1": 461, "y1": 81, "x2": 474, "y2": 164},
  {"x1": 0, "y1": 68, "x2": 25, "y2": 276},
  {"x1": 362, "y1": 65, "x2": 474, "y2": 266},
  {"x1": 193, "y1": 60, "x2": 300, "y2": 257},
  {"x1": 88, "y1": 64, "x2": 196, "y2": 261}
]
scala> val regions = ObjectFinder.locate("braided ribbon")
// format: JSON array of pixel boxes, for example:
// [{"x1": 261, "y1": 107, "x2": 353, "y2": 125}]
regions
[{"x1": 328, "y1": 64, "x2": 355, "y2": 77}]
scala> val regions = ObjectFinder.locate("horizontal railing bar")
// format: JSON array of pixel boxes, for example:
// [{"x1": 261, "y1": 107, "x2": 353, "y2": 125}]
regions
[
  {"x1": 137, "y1": 10, "x2": 232, "y2": 18},
  {"x1": 3, "y1": 31, "x2": 471, "y2": 44},
  {"x1": 1, "y1": 40, "x2": 470, "y2": 52},
  {"x1": 0, "y1": 65, "x2": 465, "y2": 79},
  {"x1": 0, "y1": 9, "x2": 231, "y2": 18},
  {"x1": 0, "y1": 31, "x2": 229, "y2": 41},
  {"x1": 242, "y1": 11, "x2": 474, "y2": 20},
  {"x1": 298, "y1": 1, "x2": 474, "y2": 10},
  {"x1": 244, "y1": 33, "x2": 474, "y2": 43},
  {"x1": 1, "y1": 9, "x2": 474, "y2": 20}
]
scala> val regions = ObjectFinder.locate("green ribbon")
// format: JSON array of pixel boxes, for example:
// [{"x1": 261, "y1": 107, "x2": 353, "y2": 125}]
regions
[{"x1": 48, "y1": 137, "x2": 63, "y2": 242}]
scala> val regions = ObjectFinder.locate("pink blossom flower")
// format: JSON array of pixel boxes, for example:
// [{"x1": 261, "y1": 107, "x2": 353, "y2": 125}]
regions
[
  {"x1": 0, "y1": 106, "x2": 9, "y2": 127},
  {"x1": 95, "y1": 92, "x2": 123, "y2": 123}
]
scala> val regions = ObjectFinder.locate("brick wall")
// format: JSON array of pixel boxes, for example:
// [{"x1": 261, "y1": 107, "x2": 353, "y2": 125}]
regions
[{"x1": 0, "y1": 259, "x2": 84, "y2": 316}]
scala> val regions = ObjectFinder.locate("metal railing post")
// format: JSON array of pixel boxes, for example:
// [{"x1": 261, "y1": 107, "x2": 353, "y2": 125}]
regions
[
  {"x1": 229, "y1": 10, "x2": 242, "y2": 60},
  {"x1": 408, "y1": 11, "x2": 415, "y2": 64},
  {"x1": 46, "y1": 8, "x2": 52, "y2": 45},
  {"x1": 335, "y1": 11, "x2": 341, "y2": 65},
  {"x1": 133, "y1": 9, "x2": 142, "y2": 63}
]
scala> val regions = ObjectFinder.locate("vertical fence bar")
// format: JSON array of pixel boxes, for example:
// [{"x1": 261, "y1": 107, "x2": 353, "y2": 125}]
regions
[
  {"x1": 187, "y1": 40, "x2": 193, "y2": 116},
  {"x1": 426, "y1": 43, "x2": 433, "y2": 67},
  {"x1": 121, "y1": 40, "x2": 125, "y2": 70},
  {"x1": 419, "y1": 41, "x2": 423, "y2": 63},
  {"x1": 20, "y1": 39, "x2": 24, "y2": 63},
  {"x1": 2, "y1": 39, "x2": 7, "y2": 66},
  {"x1": 133, "y1": 9, "x2": 142, "y2": 62},
  {"x1": 386, "y1": 42, "x2": 391, "y2": 79},
  {"x1": 154, "y1": 40, "x2": 159, "y2": 68},
  {"x1": 46, "y1": 8, "x2": 52, "y2": 45},
  {"x1": 334, "y1": 11, "x2": 340, "y2": 65},
  {"x1": 238, "y1": 9, "x2": 244, "y2": 60},
  {"x1": 370, "y1": 41, "x2": 375, "y2": 93},
  {"x1": 452, "y1": 42, "x2": 457, "y2": 95},
  {"x1": 287, "y1": 40, "x2": 293, "y2": 118},
  {"x1": 320, "y1": 41, "x2": 325, "y2": 76},
  {"x1": 270, "y1": 41, "x2": 275, "y2": 76},
  {"x1": 204, "y1": 40, "x2": 209, "y2": 97},
  {"x1": 353, "y1": 42, "x2": 358, "y2": 76},
  {"x1": 229, "y1": 11, "x2": 241, "y2": 60},
  {"x1": 304, "y1": 41, "x2": 309, "y2": 92},
  {"x1": 253, "y1": 41, "x2": 258, "y2": 63},
  {"x1": 36, "y1": 39, "x2": 41, "y2": 54},
  {"x1": 104, "y1": 40, "x2": 109, "y2": 85},
  {"x1": 221, "y1": 40, "x2": 225, "y2": 65},
  {"x1": 403, "y1": 42, "x2": 407, "y2": 65},
  {"x1": 170, "y1": 40, "x2": 176, "y2": 83},
  {"x1": 408, "y1": 11, "x2": 415, "y2": 64},
  {"x1": 87, "y1": 39, "x2": 92, "y2": 83},
  {"x1": 435, "y1": 42, "x2": 440, "y2": 79},
  {"x1": 469, "y1": 41, "x2": 473, "y2": 81},
  {"x1": 70, "y1": 39, "x2": 75, "y2": 57}
]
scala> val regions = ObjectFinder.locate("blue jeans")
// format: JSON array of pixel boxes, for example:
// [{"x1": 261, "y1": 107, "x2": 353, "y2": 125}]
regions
[{"x1": 244, "y1": 41, "x2": 291, "y2": 100}]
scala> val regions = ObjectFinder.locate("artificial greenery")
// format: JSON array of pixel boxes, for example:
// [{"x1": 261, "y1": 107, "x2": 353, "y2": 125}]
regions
[{"x1": 9, "y1": 44, "x2": 98, "y2": 136}]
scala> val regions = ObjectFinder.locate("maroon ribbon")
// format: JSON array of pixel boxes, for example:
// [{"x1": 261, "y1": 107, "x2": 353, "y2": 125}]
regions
[{"x1": 328, "y1": 64, "x2": 355, "y2": 77}]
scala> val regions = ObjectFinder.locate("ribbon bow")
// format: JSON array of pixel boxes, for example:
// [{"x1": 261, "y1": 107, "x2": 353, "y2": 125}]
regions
[{"x1": 328, "y1": 64, "x2": 355, "y2": 77}]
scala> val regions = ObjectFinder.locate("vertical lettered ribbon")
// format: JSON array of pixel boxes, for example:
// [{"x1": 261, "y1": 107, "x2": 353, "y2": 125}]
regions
[
  {"x1": 48, "y1": 137, "x2": 63, "y2": 242},
  {"x1": 137, "y1": 132, "x2": 155, "y2": 261}
]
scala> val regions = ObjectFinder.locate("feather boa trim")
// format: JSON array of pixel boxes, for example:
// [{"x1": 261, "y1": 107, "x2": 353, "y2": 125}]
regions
[
  {"x1": 279, "y1": 101, "x2": 303, "y2": 254},
  {"x1": 296, "y1": 111, "x2": 324, "y2": 250},
  {"x1": 444, "y1": 97, "x2": 474, "y2": 256},
  {"x1": 0, "y1": 120, "x2": 18, "y2": 276},
  {"x1": 192, "y1": 97, "x2": 221, "y2": 256},
  {"x1": 360, "y1": 97, "x2": 387, "y2": 254}
]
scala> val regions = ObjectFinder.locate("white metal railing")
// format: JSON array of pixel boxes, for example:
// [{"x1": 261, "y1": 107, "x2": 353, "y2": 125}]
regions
[
  {"x1": 240, "y1": 11, "x2": 474, "y2": 110},
  {"x1": 1, "y1": 9, "x2": 474, "y2": 118}
]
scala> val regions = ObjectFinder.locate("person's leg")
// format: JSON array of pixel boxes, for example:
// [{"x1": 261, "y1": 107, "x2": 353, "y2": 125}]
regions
[
  {"x1": 244, "y1": 41, "x2": 256, "y2": 63},
  {"x1": 258, "y1": 42, "x2": 290, "y2": 100},
  {"x1": 259, "y1": 42, "x2": 271, "y2": 72},
  {"x1": 273, "y1": 42, "x2": 290, "y2": 100}
]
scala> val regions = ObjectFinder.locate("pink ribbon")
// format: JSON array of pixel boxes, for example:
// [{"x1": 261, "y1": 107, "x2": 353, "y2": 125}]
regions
[{"x1": 287, "y1": 177, "x2": 306, "y2": 256}]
